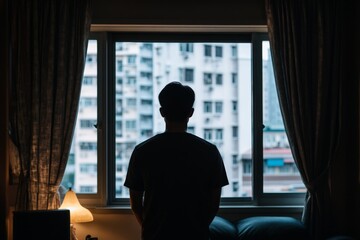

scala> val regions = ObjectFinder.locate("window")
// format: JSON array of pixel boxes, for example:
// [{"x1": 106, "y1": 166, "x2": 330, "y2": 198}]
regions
[
  {"x1": 232, "y1": 126, "x2": 238, "y2": 138},
  {"x1": 204, "y1": 44, "x2": 212, "y2": 57},
  {"x1": 187, "y1": 126, "x2": 195, "y2": 134},
  {"x1": 232, "y1": 101, "x2": 238, "y2": 113},
  {"x1": 262, "y1": 41, "x2": 304, "y2": 193},
  {"x1": 203, "y1": 101, "x2": 212, "y2": 113},
  {"x1": 64, "y1": 32, "x2": 305, "y2": 207},
  {"x1": 180, "y1": 43, "x2": 194, "y2": 53},
  {"x1": 232, "y1": 73, "x2": 238, "y2": 84},
  {"x1": 231, "y1": 45, "x2": 237, "y2": 58},
  {"x1": 62, "y1": 40, "x2": 98, "y2": 194},
  {"x1": 216, "y1": 74, "x2": 223, "y2": 85},
  {"x1": 125, "y1": 120, "x2": 136, "y2": 130},
  {"x1": 215, "y1": 129, "x2": 223, "y2": 140},
  {"x1": 203, "y1": 73, "x2": 212, "y2": 85},
  {"x1": 128, "y1": 55, "x2": 136, "y2": 64},
  {"x1": 80, "y1": 120, "x2": 96, "y2": 129},
  {"x1": 215, "y1": 46, "x2": 223, "y2": 57},
  {"x1": 204, "y1": 129, "x2": 212, "y2": 140},
  {"x1": 215, "y1": 101, "x2": 223, "y2": 113},
  {"x1": 83, "y1": 77, "x2": 96, "y2": 85},
  {"x1": 117, "y1": 60, "x2": 123, "y2": 72},
  {"x1": 179, "y1": 68, "x2": 194, "y2": 83}
]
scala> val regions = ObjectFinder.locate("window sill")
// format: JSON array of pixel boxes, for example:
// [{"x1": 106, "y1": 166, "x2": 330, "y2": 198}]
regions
[{"x1": 88, "y1": 205, "x2": 304, "y2": 217}]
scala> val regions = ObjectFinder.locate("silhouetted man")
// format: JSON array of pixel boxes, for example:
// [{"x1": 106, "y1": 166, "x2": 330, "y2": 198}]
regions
[{"x1": 124, "y1": 81, "x2": 228, "y2": 240}]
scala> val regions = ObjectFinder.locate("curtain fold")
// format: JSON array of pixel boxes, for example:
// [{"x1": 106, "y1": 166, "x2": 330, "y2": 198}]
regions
[
  {"x1": 266, "y1": 0, "x2": 359, "y2": 239},
  {"x1": 9, "y1": 0, "x2": 92, "y2": 210}
]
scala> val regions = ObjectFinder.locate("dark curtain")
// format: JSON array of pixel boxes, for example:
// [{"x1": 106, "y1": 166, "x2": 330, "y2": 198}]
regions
[
  {"x1": 266, "y1": 0, "x2": 359, "y2": 239},
  {"x1": 9, "y1": 0, "x2": 92, "y2": 210}
]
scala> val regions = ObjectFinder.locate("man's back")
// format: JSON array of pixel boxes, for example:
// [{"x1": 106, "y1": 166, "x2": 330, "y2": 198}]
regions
[{"x1": 125, "y1": 132, "x2": 228, "y2": 240}]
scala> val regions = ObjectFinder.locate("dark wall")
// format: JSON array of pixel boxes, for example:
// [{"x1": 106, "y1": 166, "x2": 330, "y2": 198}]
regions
[
  {"x1": 92, "y1": 0, "x2": 266, "y2": 25},
  {"x1": 0, "y1": 0, "x2": 9, "y2": 239}
]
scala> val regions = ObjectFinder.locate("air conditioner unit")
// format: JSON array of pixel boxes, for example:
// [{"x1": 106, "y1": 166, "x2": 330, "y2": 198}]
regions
[{"x1": 182, "y1": 52, "x2": 189, "y2": 60}]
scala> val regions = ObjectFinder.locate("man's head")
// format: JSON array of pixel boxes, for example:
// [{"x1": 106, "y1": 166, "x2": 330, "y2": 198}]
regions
[{"x1": 158, "y1": 81, "x2": 195, "y2": 122}]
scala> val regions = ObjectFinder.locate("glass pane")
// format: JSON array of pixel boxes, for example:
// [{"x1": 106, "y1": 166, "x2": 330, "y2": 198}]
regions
[
  {"x1": 262, "y1": 41, "x2": 305, "y2": 193},
  {"x1": 115, "y1": 42, "x2": 252, "y2": 198},
  {"x1": 62, "y1": 40, "x2": 98, "y2": 194}
]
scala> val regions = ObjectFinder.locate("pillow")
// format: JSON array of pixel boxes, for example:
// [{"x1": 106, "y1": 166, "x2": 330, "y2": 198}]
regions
[
  {"x1": 235, "y1": 216, "x2": 310, "y2": 240},
  {"x1": 209, "y1": 216, "x2": 237, "y2": 240}
]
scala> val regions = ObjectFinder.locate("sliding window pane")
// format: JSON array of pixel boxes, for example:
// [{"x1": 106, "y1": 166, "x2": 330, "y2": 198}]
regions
[
  {"x1": 62, "y1": 40, "x2": 98, "y2": 194},
  {"x1": 262, "y1": 41, "x2": 305, "y2": 193},
  {"x1": 114, "y1": 42, "x2": 252, "y2": 198}
]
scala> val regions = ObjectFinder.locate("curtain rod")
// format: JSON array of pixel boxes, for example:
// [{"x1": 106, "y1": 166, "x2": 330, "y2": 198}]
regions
[{"x1": 90, "y1": 24, "x2": 267, "y2": 33}]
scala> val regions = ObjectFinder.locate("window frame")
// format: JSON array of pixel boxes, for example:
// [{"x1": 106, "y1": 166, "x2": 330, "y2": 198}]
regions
[{"x1": 77, "y1": 28, "x2": 305, "y2": 208}]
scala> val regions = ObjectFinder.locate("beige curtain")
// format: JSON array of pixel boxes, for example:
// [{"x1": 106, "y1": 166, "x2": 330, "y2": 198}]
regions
[
  {"x1": 9, "y1": 0, "x2": 92, "y2": 210},
  {"x1": 265, "y1": 0, "x2": 360, "y2": 239}
]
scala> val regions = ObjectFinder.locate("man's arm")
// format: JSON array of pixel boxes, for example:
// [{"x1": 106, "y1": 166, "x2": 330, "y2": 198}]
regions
[
  {"x1": 207, "y1": 187, "x2": 222, "y2": 225},
  {"x1": 129, "y1": 189, "x2": 144, "y2": 226}
]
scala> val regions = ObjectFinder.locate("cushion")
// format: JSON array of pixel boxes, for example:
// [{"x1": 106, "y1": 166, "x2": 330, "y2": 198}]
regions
[
  {"x1": 209, "y1": 216, "x2": 237, "y2": 240},
  {"x1": 235, "y1": 216, "x2": 310, "y2": 240}
]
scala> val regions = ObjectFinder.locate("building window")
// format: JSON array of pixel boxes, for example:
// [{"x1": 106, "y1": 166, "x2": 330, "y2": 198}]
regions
[
  {"x1": 117, "y1": 60, "x2": 123, "y2": 72},
  {"x1": 204, "y1": 44, "x2": 212, "y2": 57},
  {"x1": 187, "y1": 126, "x2": 195, "y2": 134},
  {"x1": 232, "y1": 101, "x2": 238, "y2": 113},
  {"x1": 232, "y1": 73, "x2": 238, "y2": 84},
  {"x1": 80, "y1": 97, "x2": 97, "y2": 108},
  {"x1": 179, "y1": 68, "x2": 194, "y2": 83},
  {"x1": 204, "y1": 129, "x2": 212, "y2": 140},
  {"x1": 231, "y1": 45, "x2": 237, "y2": 58},
  {"x1": 80, "y1": 186, "x2": 95, "y2": 193},
  {"x1": 232, "y1": 126, "x2": 238, "y2": 138},
  {"x1": 216, "y1": 74, "x2": 223, "y2": 85},
  {"x1": 127, "y1": 77, "x2": 136, "y2": 85},
  {"x1": 83, "y1": 77, "x2": 96, "y2": 85},
  {"x1": 215, "y1": 129, "x2": 223, "y2": 140},
  {"x1": 125, "y1": 120, "x2": 136, "y2": 130},
  {"x1": 203, "y1": 101, "x2": 212, "y2": 113},
  {"x1": 128, "y1": 55, "x2": 136, "y2": 64},
  {"x1": 80, "y1": 164, "x2": 97, "y2": 174},
  {"x1": 215, "y1": 46, "x2": 223, "y2": 57},
  {"x1": 180, "y1": 43, "x2": 194, "y2": 53},
  {"x1": 203, "y1": 73, "x2": 212, "y2": 85},
  {"x1": 215, "y1": 101, "x2": 223, "y2": 113},
  {"x1": 80, "y1": 120, "x2": 96, "y2": 129},
  {"x1": 232, "y1": 154, "x2": 238, "y2": 164},
  {"x1": 126, "y1": 98, "x2": 136, "y2": 107},
  {"x1": 79, "y1": 142, "x2": 97, "y2": 151}
]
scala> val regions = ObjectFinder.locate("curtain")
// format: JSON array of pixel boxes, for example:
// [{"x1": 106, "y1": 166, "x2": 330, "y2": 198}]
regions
[
  {"x1": 9, "y1": 0, "x2": 92, "y2": 210},
  {"x1": 266, "y1": 0, "x2": 359, "y2": 239}
]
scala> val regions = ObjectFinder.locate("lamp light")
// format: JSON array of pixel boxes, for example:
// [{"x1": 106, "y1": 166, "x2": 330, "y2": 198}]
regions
[{"x1": 59, "y1": 188, "x2": 93, "y2": 240}]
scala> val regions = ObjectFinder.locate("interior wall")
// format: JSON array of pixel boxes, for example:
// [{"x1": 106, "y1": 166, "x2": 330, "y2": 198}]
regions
[
  {"x1": 91, "y1": 0, "x2": 267, "y2": 25},
  {"x1": 0, "y1": 0, "x2": 9, "y2": 239}
]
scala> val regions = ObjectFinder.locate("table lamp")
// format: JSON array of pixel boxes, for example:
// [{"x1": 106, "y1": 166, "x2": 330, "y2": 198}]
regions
[{"x1": 59, "y1": 188, "x2": 94, "y2": 240}]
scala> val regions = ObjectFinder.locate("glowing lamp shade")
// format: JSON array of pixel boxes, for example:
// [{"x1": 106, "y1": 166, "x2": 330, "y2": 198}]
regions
[{"x1": 59, "y1": 188, "x2": 93, "y2": 224}]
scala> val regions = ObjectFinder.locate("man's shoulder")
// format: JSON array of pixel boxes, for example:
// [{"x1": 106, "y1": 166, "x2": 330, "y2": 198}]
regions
[
  {"x1": 135, "y1": 134, "x2": 163, "y2": 149},
  {"x1": 186, "y1": 133, "x2": 215, "y2": 146},
  {"x1": 134, "y1": 132, "x2": 217, "y2": 152}
]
